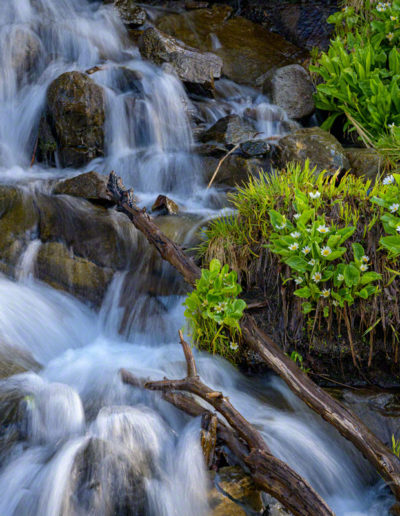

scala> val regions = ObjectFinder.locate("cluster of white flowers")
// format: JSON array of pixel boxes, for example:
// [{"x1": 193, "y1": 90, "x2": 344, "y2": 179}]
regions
[{"x1": 376, "y1": 2, "x2": 391, "y2": 12}]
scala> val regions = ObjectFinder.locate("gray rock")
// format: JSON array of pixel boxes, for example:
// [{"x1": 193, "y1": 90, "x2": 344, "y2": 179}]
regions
[
  {"x1": 151, "y1": 194, "x2": 179, "y2": 215},
  {"x1": 200, "y1": 115, "x2": 256, "y2": 146},
  {"x1": 139, "y1": 27, "x2": 222, "y2": 90},
  {"x1": 38, "y1": 71, "x2": 106, "y2": 168},
  {"x1": 114, "y1": 0, "x2": 147, "y2": 26},
  {"x1": 53, "y1": 171, "x2": 112, "y2": 205},
  {"x1": 263, "y1": 64, "x2": 315, "y2": 120},
  {"x1": 240, "y1": 139, "x2": 271, "y2": 157},
  {"x1": 278, "y1": 127, "x2": 350, "y2": 175}
]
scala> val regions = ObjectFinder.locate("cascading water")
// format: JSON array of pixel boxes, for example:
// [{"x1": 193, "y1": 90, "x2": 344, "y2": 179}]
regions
[{"x1": 0, "y1": 0, "x2": 395, "y2": 514}]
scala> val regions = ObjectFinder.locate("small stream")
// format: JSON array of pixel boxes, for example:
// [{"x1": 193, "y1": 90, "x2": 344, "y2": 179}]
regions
[{"x1": 0, "y1": 1, "x2": 395, "y2": 514}]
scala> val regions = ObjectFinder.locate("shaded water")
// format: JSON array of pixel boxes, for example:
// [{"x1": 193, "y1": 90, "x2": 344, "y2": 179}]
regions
[{"x1": 0, "y1": 0, "x2": 394, "y2": 514}]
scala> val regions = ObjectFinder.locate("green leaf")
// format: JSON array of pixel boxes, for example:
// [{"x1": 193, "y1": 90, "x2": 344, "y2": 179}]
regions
[
  {"x1": 294, "y1": 287, "x2": 312, "y2": 299},
  {"x1": 285, "y1": 255, "x2": 309, "y2": 273},
  {"x1": 324, "y1": 248, "x2": 347, "y2": 261},
  {"x1": 352, "y1": 242, "x2": 365, "y2": 262},
  {"x1": 344, "y1": 263, "x2": 360, "y2": 287},
  {"x1": 360, "y1": 272, "x2": 382, "y2": 285},
  {"x1": 301, "y1": 302, "x2": 314, "y2": 314},
  {"x1": 209, "y1": 259, "x2": 221, "y2": 273}
]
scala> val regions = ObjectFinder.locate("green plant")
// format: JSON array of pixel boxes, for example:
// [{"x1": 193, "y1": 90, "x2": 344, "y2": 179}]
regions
[
  {"x1": 286, "y1": 350, "x2": 310, "y2": 373},
  {"x1": 183, "y1": 259, "x2": 246, "y2": 362},
  {"x1": 371, "y1": 172, "x2": 400, "y2": 257},
  {"x1": 267, "y1": 189, "x2": 381, "y2": 317},
  {"x1": 311, "y1": 1, "x2": 400, "y2": 144},
  {"x1": 392, "y1": 434, "x2": 400, "y2": 457}
]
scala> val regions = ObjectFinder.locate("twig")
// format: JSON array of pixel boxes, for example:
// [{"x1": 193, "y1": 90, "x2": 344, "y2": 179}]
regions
[{"x1": 207, "y1": 144, "x2": 240, "y2": 189}]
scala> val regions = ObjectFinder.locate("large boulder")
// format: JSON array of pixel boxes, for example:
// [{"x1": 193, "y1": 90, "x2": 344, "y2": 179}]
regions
[
  {"x1": 139, "y1": 27, "x2": 223, "y2": 92},
  {"x1": 53, "y1": 171, "x2": 112, "y2": 205},
  {"x1": 156, "y1": 5, "x2": 306, "y2": 86},
  {"x1": 38, "y1": 71, "x2": 106, "y2": 168},
  {"x1": 262, "y1": 64, "x2": 315, "y2": 120},
  {"x1": 278, "y1": 127, "x2": 350, "y2": 175}
]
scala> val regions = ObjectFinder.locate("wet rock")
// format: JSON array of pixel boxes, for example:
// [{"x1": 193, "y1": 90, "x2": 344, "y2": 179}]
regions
[
  {"x1": 240, "y1": 139, "x2": 271, "y2": 157},
  {"x1": 35, "y1": 242, "x2": 114, "y2": 307},
  {"x1": 185, "y1": 1, "x2": 209, "y2": 8},
  {"x1": 278, "y1": 127, "x2": 350, "y2": 175},
  {"x1": 53, "y1": 171, "x2": 113, "y2": 205},
  {"x1": 10, "y1": 27, "x2": 42, "y2": 79},
  {"x1": 64, "y1": 437, "x2": 146, "y2": 516},
  {"x1": 37, "y1": 194, "x2": 134, "y2": 271},
  {"x1": 345, "y1": 148, "x2": 384, "y2": 182},
  {"x1": 151, "y1": 194, "x2": 179, "y2": 215},
  {"x1": 0, "y1": 344, "x2": 40, "y2": 380},
  {"x1": 262, "y1": 64, "x2": 315, "y2": 120},
  {"x1": 139, "y1": 27, "x2": 222, "y2": 94},
  {"x1": 114, "y1": 1, "x2": 147, "y2": 26},
  {"x1": 200, "y1": 115, "x2": 256, "y2": 147},
  {"x1": 209, "y1": 466, "x2": 264, "y2": 515},
  {"x1": 0, "y1": 185, "x2": 38, "y2": 277},
  {"x1": 202, "y1": 154, "x2": 264, "y2": 187},
  {"x1": 157, "y1": 6, "x2": 306, "y2": 86},
  {"x1": 38, "y1": 71, "x2": 106, "y2": 168}
]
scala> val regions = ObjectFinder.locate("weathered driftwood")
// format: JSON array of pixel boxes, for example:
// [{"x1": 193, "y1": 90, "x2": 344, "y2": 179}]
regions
[
  {"x1": 107, "y1": 171, "x2": 400, "y2": 501},
  {"x1": 122, "y1": 331, "x2": 335, "y2": 516}
]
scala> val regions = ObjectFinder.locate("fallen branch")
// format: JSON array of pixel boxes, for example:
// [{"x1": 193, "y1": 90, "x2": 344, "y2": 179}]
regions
[
  {"x1": 207, "y1": 144, "x2": 240, "y2": 189},
  {"x1": 122, "y1": 331, "x2": 335, "y2": 516},
  {"x1": 107, "y1": 171, "x2": 400, "y2": 501}
]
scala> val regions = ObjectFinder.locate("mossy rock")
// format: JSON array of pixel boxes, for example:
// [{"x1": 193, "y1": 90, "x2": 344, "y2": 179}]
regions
[
  {"x1": 345, "y1": 148, "x2": 384, "y2": 182},
  {"x1": 35, "y1": 242, "x2": 114, "y2": 307},
  {"x1": 0, "y1": 185, "x2": 38, "y2": 276},
  {"x1": 53, "y1": 171, "x2": 112, "y2": 205},
  {"x1": 39, "y1": 71, "x2": 105, "y2": 168},
  {"x1": 278, "y1": 127, "x2": 350, "y2": 175}
]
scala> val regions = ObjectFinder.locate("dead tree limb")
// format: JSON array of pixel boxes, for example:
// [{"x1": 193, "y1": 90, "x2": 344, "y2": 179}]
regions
[
  {"x1": 107, "y1": 171, "x2": 400, "y2": 501},
  {"x1": 122, "y1": 333, "x2": 335, "y2": 516}
]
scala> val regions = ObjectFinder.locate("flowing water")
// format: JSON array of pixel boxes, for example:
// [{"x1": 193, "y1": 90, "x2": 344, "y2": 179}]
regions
[{"x1": 0, "y1": 1, "x2": 394, "y2": 514}]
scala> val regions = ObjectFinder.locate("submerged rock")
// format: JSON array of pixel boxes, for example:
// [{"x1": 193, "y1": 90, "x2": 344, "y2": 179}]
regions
[
  {"x1": 345, "y1": 148, "x2": 384, "y2": 182},
  {"x1": 64, "y1": 437, "x2": 146, "y2": 516},
  {"x1": 262, "y1": 64, "x2": 315, "y2": 120},
  {"x1": 156, "y1": 6, "x2": 306, "y2": 86},
  {"x1": 278, "y1": 127, "x2": 350, "y2": 175},
  {"x1": 53, "y1": 171, "x2": 112, "y2": 205},
  {"x1": 10, "y1": 27, "x2": 42, "y2": 79},
  {"x1": 139, "y1": 27, "x2": 222, "y2": 94},
  {"x1": 209, "y1": 466, "x2": 264, "y2": 515},
  {"x1": 38, "y1": 71, "x2": 106, "y2": 168}
]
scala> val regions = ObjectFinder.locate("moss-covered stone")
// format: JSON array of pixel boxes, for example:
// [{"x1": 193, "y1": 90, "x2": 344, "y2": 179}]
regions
[
  {"x1": 278, "y1": 127, "x2": 350, "y2": 175},
  {"x1": 345, "y1": 148, "x2": 384, "y2": 182},
  {"x1": 39, "y1": 71, "x2": 105, "y2": 168},
  {"x1": 53, "y1": 171, "x2": 112, "y2": 205},
  {"x1": 35, "y1": 242, "x2": 114, "y2": 307}
]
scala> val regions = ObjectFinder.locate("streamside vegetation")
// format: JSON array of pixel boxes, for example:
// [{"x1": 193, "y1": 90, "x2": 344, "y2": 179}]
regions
[{"x1": 194, "y1": 163, "x2": 400, "y2": 381}]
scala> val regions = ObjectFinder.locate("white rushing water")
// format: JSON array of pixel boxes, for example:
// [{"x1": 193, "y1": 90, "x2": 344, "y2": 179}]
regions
[{"x1": 0, "y1": 0, "x2": 394, "y2": 515}]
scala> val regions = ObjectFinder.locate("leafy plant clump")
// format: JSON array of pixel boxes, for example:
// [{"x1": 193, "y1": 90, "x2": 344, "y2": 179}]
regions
[
  {"x1": 183, "y1": 259, "x2": 246, "y2": 362},
  {"x1": 198, "y1": 162, "x2": 400, "y2": 371},
  {"x1": 311, "y1": 0, "x2": 400, "y2": 149}
]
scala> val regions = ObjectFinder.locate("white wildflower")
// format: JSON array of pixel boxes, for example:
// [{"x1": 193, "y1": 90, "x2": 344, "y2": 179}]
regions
[
  {"x1": 320, "y1": 289, "x2": 330, "y2": 298},
  {"x1": 389, "y1": 203, "x2": 400, "y2": 213},
  {"x1": 294, "y1": 277, "x2": 303, "y2": 285},
  {"x1": 291, "y1": 231, "x2": 301, "y2": 238},
  {"x1": 383, "y1": 175, "x2": 394, "y2": 185},
  {"x1": 229, "y1": 342, "x2": 239, "y2": 351},
  {"x1": 289, "y1": 243, "x2": 299, "y2": 251},
  {"x1": 360, "y1": 264, "x2": 369, "y2": 272},
  {"x1": 321, "y1": 246, "x2": 332, "y2": 257},
  {"x1": 312, "y1": 272, "x2": 322, "y2": 283},
  {"x1": 317, "y1": 225, "x2": 329, "y2": 234},
  {"x1": 337, "y1": 274, "x2": 344, "y2": 281},
  {"x1": 302, "y1": 246, "x2": 311, "y2": 255},
  {"x1": 309, "y1": 191, "x2": 321, "y2": 200}
]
